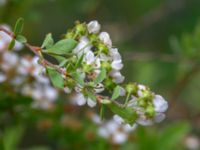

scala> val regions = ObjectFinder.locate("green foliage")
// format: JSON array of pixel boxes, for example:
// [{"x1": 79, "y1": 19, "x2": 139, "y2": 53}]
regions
[
  {"x1": 14, "y1": 18, "x2": 24, "y2": 35},
  {"x1": 111, "y1": 85, "x2": 122, "y2": 100},
  {"x1": 45, "y1": 39, "x2": 77, "y2": 55},
  {"x1": 8, "y1": 39, "x2": 15, "y2": 50},
  {"x1": 46, "y1": 67, "x2": 64, "y2": 89},
  {"x1": 41, "y1": 33, "x2": 54, "y2": 49},
  {"x1": 94, "y1": 68, "x2": 106, "y2": 84},
  {"x1": 107, "y1": 102, "x2": 137, "y2": 124},
  {"x1": 16, "y1": 35, "x2": 27, "y2": 43}
]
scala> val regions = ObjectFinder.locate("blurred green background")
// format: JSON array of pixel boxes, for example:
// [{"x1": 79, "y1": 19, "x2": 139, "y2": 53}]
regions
[{"x1": 0, "y1": 0, "x2": 200, "y2": 149}]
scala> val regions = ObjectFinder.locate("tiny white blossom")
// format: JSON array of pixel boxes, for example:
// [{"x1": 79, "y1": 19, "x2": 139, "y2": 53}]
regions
[
  {"x1": 72, "y1": 93, "x2": 97, "y2": 107},
  {"x1": 153, "y1": 95, "x2": 168, "y2": 113},
  {"x1": 99, "y1": 32, "x2": 112, "y2": 47},
  {"x1": 73, "y1": 36, "x2": 91, "y2": 56},
  {"x1": 111, "y1": 60, "x2": 123, "y2": 70},
  {"x1": 110, "y1": 70, "x2": 124, "y2": 83},
  {"x1": 87, "y1": 20, "x2": 101, "y2": 34},
  {"x1": 0, "y1": 73, "x2": 6, "y2": 82}
]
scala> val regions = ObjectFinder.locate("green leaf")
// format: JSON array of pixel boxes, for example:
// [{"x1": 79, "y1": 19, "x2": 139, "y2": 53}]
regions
[
  {"x1": 94, "y1": 68, "x2": 106, "y2": 84},
  {"x1": 100, "y1": 105, "x2": 105, "y2": 120},
  {"x1": 47, "y1": 67, "x2": 64, "y2": 89},
  {"x1": 3, "y1": 125, "x2": 24, "y2": 150},
  {"x1": 14, "y1": 18, "x2": 24, "y2": 35},
  {"x1": 87, "y1": 92, "x2": 96, "y2": 101},
  {"x1": 75, "y1": 54, "x2": 84, "y2": 69},
  {"x1": 41, "y1": 33, "x2": 54, "y2": 49},
  {"x1": 111, "y1": 85, "x2": 121, "y2": 100},
  {"x1": 45, "y1": 39, "x2": 77, "y2": 55},
  {"x1": 59, "y1": 59, "x2": 68, "y2": 67},
  {"x1": 8, "y1": 39, "x2": 15, "y2": 50},
  {"x1": 71, "y1": 72, "x2": 84, "y2": 86},
  {"x1": 107, "y1": 102, "x2": 137, "y2": 124},
  {"x1": 16, "y1": 35, "x2": 27, "y2": 43}
]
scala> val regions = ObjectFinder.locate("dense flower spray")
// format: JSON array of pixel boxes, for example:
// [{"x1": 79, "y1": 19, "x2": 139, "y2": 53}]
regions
[{"x1": 0, "y1": 19, "x2": 168, "y2": 130}]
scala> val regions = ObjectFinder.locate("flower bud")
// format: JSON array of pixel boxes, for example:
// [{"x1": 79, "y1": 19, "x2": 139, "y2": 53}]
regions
[
  {"x1": 99, "y1": 32, "x2": 112, "y2": 47},
  {"x1": 126, "y1": 83, "x2": 137, "y2": 94},
  {"x1": 87, "y1": 20, "x2": 101, "y2": 34}
]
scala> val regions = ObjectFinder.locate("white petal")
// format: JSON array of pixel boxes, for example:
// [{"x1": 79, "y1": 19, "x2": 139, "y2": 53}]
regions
[
  {"x1": 98, "y1": 127, "x2": 109, "y2": 138},
  {"x1": 99, "y1": 32, "x2": 112, "y2": 47},
  {"x1": 0, "y1": 73, "x2": 6, "y2": 82},
  {"x1": 73, "y1": 36, "x2": 91, "y2": 54},
  {"x1": 85, "y1": 51, "x2": 95, "y2": 64},
  {"x1": 112, "y1": 132, "x2": 127, "y2": 144},
  {"x1": 44, "y1": 86, "x2": 58, "y2": 102},
  {"x1": 87, "y1": 97, "x2": 96, "y2": 107},
  {"x1": 111, "y1": 60, "x2": 123, "y2": 70},
  {"x1": 123, "y1": 124, "x2": 137, "y2": 132},
  {"x1": 154, "y1": 113, "x2": 165, "y2": 123},
  {"x1": 73, "y1": 93, "x2": 86, "y2": 106},
  {"x1": 136, "y1": 117, "x2": 154, "y2": 126},
  {"x1": 91, "y1": 114, "x2": 102, "y2": 124},
  {"x1": 113, "y1": 115, "x2": 124, "y2": 124},
  {"x1": 87, "y1": 20, "x2": 101, "y2": 34},
  {"x1": 153, "y1": 95, "x2": 168, "y2": 113}
]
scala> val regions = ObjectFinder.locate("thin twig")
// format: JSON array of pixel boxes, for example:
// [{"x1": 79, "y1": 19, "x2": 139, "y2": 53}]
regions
[{"x1": 0, "y1": 27, "x2": 67, "y2": 75}]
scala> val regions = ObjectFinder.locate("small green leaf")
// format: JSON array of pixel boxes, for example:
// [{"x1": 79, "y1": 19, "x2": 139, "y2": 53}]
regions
[
  {"x1": 107, "y1": 102, "x2": 137, "y2": 124},
  {"x1": 16, "y1": 35, "x2": 27, "y2": 43},
  {"x1": 14, "y1": 18, "x2": 24, "y2": 35},
  {"x1": 59, "y1": 59, "x2": 68, "y2": 67},
  {"x1": 94, "y1": 68, "x2": 106, "y2": 84},
  {"x1": 41, "y1": 33, "x2": 54, "y2": 49},
  {"x1": 87, "y1": 92, "x2": 96, "y2": 101},
  {"x1": 45, "y1": 39, "x2": 77, "y2": 55},
  {"x1": 111, "y1": 86, "x2": 121, "y2": 100},
  {"x1": 75, "y1": 54, "x2": 84, "y2": 69},
  {"x1": 8, "y1": 39, "x2": 15, "y2": 50},
  {"x1": 100, "y1": 105, "x2": 105, "y2": 120},
  {"x1": 71, "y1": 72, "x2": 84, "y2": 86},
  {"x1": 47, "y1": 67, "x2": 64, "y2": 89}
]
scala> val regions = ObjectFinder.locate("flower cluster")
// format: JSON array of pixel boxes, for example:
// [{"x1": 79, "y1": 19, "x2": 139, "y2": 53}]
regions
[
  {"x1": 63, "y1": 21, "x2": 124, "y2": 107},
  {"x1": 90, "y1": 113, "x2": 137, "y2": 144},
  {"x1": 0, "y1": 20, "x2": 169, "y2": 128},
  {"x1": 113, "y1": 83, "x2": 168, "y2": 126},
  {"x1": 0, "y1": 25, "x2": 58, "y2": 109}
]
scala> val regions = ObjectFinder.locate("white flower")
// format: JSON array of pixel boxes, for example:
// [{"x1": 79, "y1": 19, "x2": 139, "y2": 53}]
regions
[
  {"x1": 0, "y1": 73, "x2": 6, "y2": 82},
  {"x1": 44, "y1": 86, "x2": 58, "y2": 102},
  {"x1": 136, "y1": 116, "x2": 154, "y2": 126},
  {"x1": 153, "y1": 95, "x2": 168, "y2": 113},
  {"x1": 112, "y1": 132, "x2": 128, "y2": 144},
  {"x1": 111, "y1": 60, "x2": 123, "y2": 70},
  {"x1": 109, "y1": 48, "x2": 122, "y2": 61},
  {"x1": 113, "y1": 115, "x2": 124, "y2": 124},
  {"x1": 72, "y1": 93, "x2": 96, "y2": 107},
  {"x1": 110, "y1": 70, "x2": 124, "y2": 83},
  {"x1": 1, "y1": 52, "x2": 19, "y2": 71},
  {"x1": 73, "y1": 36, "x2": 91, "y2": 56},
  {"x1": 84, "y1": 50, "x2": 95, "y2": 65},
  {"x1": 97, "y1": 118, "x2": 136, "y2": 144},
  {"x1": 99, "y1": 32, "x2": 112, "y2": 47},
  {"x1": 87, "y1": 20, "x2": 101, "y2": 34}
]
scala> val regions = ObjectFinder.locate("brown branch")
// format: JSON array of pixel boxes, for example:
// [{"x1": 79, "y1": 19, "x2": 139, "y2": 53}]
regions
[{"x1": 0, "y1": 27, "x2": 67, "y2": 76}]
